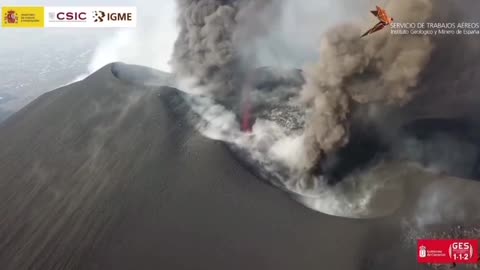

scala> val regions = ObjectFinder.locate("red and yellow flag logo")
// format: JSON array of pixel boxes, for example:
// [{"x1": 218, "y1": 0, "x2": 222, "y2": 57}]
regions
[{"x1": 2, "y1": 7, "x2": 44, "y2": 28}]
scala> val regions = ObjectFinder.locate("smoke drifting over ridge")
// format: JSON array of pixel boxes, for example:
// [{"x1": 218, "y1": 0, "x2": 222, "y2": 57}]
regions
[
  {"x1": 172, "y1": 0, "x2": 475, "y2": 182},
  {"x1": 158, "y1": 0, "x2": 480, "y2": 217},
  {"x1": 172, "y1": 0, "x2": 281, "y2": 97},
  {"x1": 301, "y1": 0, "x2": 434, "y2": 167},
  {"x1": 172, "y1": 0, "x2": 438, "y2": 168},
  {"x1": 172, "y1": 0, "x2": 241, "y2": 97}
]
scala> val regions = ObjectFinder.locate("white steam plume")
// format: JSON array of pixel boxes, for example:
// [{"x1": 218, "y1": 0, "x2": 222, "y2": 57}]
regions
[{"x1": 72, "y1": 0, "x2": 178, "y2": 83}]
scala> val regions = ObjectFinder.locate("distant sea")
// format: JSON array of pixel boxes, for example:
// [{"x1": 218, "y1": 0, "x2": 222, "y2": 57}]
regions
[{"x1": 0, "y1": 29, "x2": 106, "y2": 122}]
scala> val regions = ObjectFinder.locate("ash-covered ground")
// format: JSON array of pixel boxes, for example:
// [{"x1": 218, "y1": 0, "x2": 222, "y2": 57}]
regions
[
  {"x1": 2, "y1": 1, "x2": 480, "y2": 269},
  {"x1": 111, "y1": 62, "x2": 480, "y2": 270},
  {"x1": 160, "y1": 0, "x2": 480, "y2": 222},
  {"x1": 112, "y1": 56, "x2": 479, "y2": 224}
]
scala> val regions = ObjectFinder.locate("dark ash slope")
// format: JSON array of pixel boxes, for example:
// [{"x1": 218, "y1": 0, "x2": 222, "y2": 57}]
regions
[{"x1": 0, "y1": 63, "x2": 479, "y2": 270}]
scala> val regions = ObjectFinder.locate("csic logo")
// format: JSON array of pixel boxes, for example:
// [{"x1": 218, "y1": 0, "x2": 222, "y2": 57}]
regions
[
  {"x1": 93, "y1": 10, "x2": 132, "y2": 22},
  {"x1": 4, "y1": 10, "x2": 18, "y2": 24},
  {"x1": 49, "y1": 11, "x2": 87, "y2": 22}
]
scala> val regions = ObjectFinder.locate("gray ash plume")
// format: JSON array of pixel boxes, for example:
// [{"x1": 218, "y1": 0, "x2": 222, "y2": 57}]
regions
[
  {"x1": 172, "y1": 0, "x2": 480, "y2": 186},
  {"x1": 301, "y1": 0, "x2": 435, "y2": 169},
  {"x1": 172, "y1": 0, "x2": 277, "y2": 98},
  {"x1": 172, "y1": 0, "x2": 239, "y2": 97}
]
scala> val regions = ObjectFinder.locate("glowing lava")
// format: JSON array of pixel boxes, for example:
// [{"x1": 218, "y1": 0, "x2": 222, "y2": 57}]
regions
[{"x1": 241, "y1": 88, "x2": 253, "y2": 133}]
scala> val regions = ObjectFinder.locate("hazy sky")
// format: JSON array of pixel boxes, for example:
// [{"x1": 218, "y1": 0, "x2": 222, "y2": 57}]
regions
[
  {"x1": 0, "y1": 0, "x2": 178, "y2": 120},
  {"x1": 0, "y1": 0, "x2": 383, "y2": 120}
]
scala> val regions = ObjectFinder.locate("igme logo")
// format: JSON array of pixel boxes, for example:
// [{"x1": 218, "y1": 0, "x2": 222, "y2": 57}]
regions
[
  {"x1": 93, "y1": 10, "x2": 132, "y2": 22},
  {"x1": 93, "y1": 11, "x2": 105, "y2": 22}
]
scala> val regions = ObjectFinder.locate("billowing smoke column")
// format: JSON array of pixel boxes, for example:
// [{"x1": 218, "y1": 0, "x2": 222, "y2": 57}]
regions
[
  {"x1": 172, "y1": 0, "x2": 438, "y2": 171},
  {"x1": 173, "y1": 0, "x2": 480, "y2": 179},
  {"x1": 172, "y1": 0, "x2": 276, "y2": 98},
  {"x1": 171, "y1": 0, "x2": 480, "y2": 219},
  {"x1": 172, "y1": 0, "x2": 239, "y2": 97},
  {"x1": 301, "y1": 0, "x2": 435, "y2": 168},
  {"x1": 172, "y1": 0, "x2": 277, "y2": 98}
]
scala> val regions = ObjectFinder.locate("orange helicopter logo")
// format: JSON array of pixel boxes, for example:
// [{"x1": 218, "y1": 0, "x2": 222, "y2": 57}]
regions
[{"x1": 361, "y1": 6, "x2": 394, "y2": 37}]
